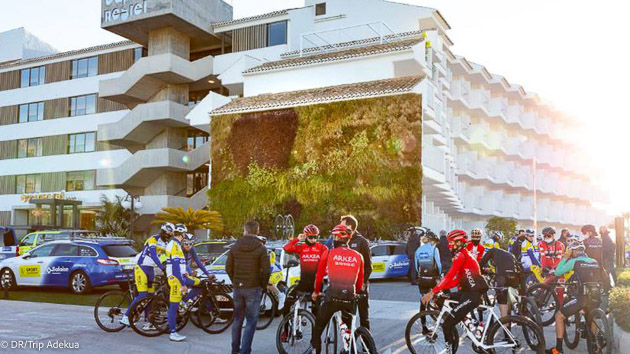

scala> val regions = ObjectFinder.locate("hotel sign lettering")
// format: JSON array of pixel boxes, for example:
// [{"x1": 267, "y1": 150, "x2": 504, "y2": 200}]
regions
[
  {"x1": 103, "y1": 0, "x2": 149, "y2": 24},
  {"x1": 21, "y1": 191, "x2": 77, "y2": 203}
]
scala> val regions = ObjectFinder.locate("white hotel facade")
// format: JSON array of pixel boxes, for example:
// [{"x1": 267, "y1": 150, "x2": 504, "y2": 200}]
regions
[{"x1": 0, "y1": 0, "x2": 608, "y2": 235}]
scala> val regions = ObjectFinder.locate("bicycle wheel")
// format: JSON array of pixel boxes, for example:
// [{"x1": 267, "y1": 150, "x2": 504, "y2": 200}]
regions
[
  {"x1": 527, "y1": 283, "x2": 559, "y2": 326},
  {"x1": 276, "y1": 309, "x2": 315, "y2": 354},
  {"x1": 564, "y1": 312, "x2": 582, "y2": 349},
  {"x1": 129, "y1": 297, "x2": 166, "y2": 337},
  {"x1": 197, "y1": 292, "x2": 235, "y2": 334},
  {"x1": 405, "y1": 310, "x2": 458, "y2": 354},
  {"x1": 586, "y1": 308, "x2": 612, "y2": 354},
  {"x1": 484, "y1": 315, "x2": 545, "y2": 354},
  {"x1": 257, "y1": 290, "x2": 278, "y2": 330},
  {"x1": 518, "y1": 296, "x2": 543, "y2": 328},
  {"x1": 324, "y1": 315, "x2": 339, "y2": 354},
  {"x1": 351, "y1": 326, "x2": 377, "y2": 354},
  {"x1": 94, "y1": 290, "x2": 130, "y2": 332}
]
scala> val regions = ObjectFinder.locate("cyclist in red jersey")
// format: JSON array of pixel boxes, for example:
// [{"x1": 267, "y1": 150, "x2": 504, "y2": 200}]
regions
[
  {"x1": 310, "y1": 224, "x2": 364, "y2": 354},
  {"x1": 540, "y1": 227, "x2": 564, "y2": 271},
  {"x1": 466, "y1": 228, "x2": 485, "y2": 263},
  {"x1": 280, "y1": 224, "x2": 327, "y2": 341},
  {"x1": 422, "y1": 229, "x2": 489, "y2": 352}
]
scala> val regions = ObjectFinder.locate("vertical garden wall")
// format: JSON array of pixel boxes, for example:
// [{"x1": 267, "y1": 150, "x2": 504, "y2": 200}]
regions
[{"x1": 208, "y1": 93, "x2": 423, "y2": 237}]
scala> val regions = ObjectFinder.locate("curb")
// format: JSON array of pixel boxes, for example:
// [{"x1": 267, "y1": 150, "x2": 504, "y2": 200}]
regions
[{"x1": 613, "y1": 321, "x2": 630, "y2": 354}]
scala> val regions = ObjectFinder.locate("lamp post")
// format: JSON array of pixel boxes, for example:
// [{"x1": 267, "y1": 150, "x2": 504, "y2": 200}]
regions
[{"x1": 121, "y1": 194, "x2": 142, "y2": 237}]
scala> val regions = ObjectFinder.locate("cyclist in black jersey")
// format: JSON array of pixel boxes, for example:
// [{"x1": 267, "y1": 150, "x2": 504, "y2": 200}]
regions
[{"x1": 479, "y1": 247, "x2": 523, "y2": 318}]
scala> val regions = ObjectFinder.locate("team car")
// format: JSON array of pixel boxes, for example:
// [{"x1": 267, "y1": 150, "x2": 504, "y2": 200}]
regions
[
  {"x1": 193, "y1": 240, "x2": 233, "y2": 265},
  {"x1": 0, "y1": 227, "x2": 19, "y2": 261},
  {"x1": 369, "y1": 241, "x2": 411, "y2": 279},
  {"x1": 0, "y1": 237, "x2": 138, "y2": 294},
  {"x1": 18, "y1": 230, "x2": 99, "y2": 255}
]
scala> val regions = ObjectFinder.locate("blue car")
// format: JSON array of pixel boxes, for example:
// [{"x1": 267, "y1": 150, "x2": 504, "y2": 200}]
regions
[
  {"x1": 0, "y1": 238, "x2": 138, "y2": 294},
  {"x1": 369, "y1": 241, "x2": 411, "y2": 279}
]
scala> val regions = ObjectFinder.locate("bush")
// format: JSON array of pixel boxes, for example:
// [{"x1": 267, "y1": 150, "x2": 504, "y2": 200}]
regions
[
  {"x1": 617, "y1": 268, "x2": 630, "y2": 287},
  {"x1": 610, "y1": 286, "x2": 630, "y2": 332}
]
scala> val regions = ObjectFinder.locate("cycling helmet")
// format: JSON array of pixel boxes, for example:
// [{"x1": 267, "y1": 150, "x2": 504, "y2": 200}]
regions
[
  {"x1": 256, "y1": 235, "x2": 267, "y2": 245},
  {"x1": 161, "y1": 222, "x2": 175, "y2": 234},
  {"x1": 303, "y1": 224, "x2": 320, "y2": 237},
  {"x1": 567, "y1": 235, "x2": 579, "y2": 244},
  {"x1": 542, "y1": 227, "x2": 556, "y2": 236},
  {"x1": 536, "y1": 234, "x2": 543, "y2": 241},
  {"x1": 426, "y1": 230, "x2": 439, "y2": 242},
  {"x1": 446, "y1": 229, "x2": 467, "y2": 242},
  {"x1": 525, "y1": 229, "x2": 535, "y2": 236},
  {"x1": 182, "y1": 233, "x2": 197, "y2": 247},
  {"x1": 491, "y1": 230, "x2": 503, "y2": 242},
  {"x1": 408, "y1": 226, "x2": 427, "y2": 237},
  {"x1": 470, "y1": 228, "x2": 482, "y2": 240},
  {"x1": 581, "y1": 224, "x2": 597, "y2": 235},
  {"x1": 569, "y1": 241, "x2": 586, "y2": 251},
  {"x1": 174, "y1": 223, "x2": 187, "y2": 234},
  {"x1": 331, "y1": 224, "x2": 353, "y2": 240}
]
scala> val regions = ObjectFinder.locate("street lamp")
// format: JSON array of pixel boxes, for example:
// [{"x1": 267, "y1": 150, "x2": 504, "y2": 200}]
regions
[{"x1": 121, "y1": 194, "x2": 142, "y2": 237}]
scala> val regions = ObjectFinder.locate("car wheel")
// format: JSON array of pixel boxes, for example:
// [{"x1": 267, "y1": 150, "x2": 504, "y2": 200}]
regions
[
  {"x1": 1, "y1": 268, "x2": 17, "y2": 290},
  {"x1": 69, "y1": 271, "x2": 92, "y2": 295}
]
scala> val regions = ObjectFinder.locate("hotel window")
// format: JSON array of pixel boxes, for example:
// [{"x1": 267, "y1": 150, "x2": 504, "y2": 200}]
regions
[
  {"x1": 68, "y1": 132, "x2": 96, "y2": 154},
  {"x1": 315, "y1": 3, "x2": 327, "y2": 16},
  {"x1": 187, "y1": 170, "x2": 208, "y2": 197},
  {"x1": 16, "y1": 174, "x2": 42, "y2": 194},
  {"x1": 70, "y1": 94, "x2": 97, "y2": 116},
  {"x1": 71, "y1": 56, "x2": 98, "y2": 79},
  {"x1": 267, "y1": 21, "x2": 288, "y2": 46},
  {"x1": 17, "y1": 138, "x2": 43, "y2": 158},
  {"x1": 18, "y1": 102, "x2": 44, "y2": 123},
  {"x1": 20, "y1": 66, "x2": 46, "y2": 88},
  {"x1": 186, "y1": 130, "x2": 209, "y2": 151},
  {"x1": 66, "y1": 170, "x2": 95, "y2": 191}
]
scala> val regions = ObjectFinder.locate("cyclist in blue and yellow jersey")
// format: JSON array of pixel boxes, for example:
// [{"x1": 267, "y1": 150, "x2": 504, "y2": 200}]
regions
[
  {"x1": 508, "y1": 229, "x2": 525, "y2": 253},
  {"x1": 485, "y1": 231, "x2": 502, "y2": 250},
  {"x1": 120, "y1": 222, "x2": 174, "y2": 328},
  {"x1": 520, "y1": 229, "x2": 542, "y2": 282},
  {"x1": 166, "y1": 223, "x2": 193, "y2": 342},
  {"x1": 181, "y1": 233, "x2": 212, "y2": 301}
]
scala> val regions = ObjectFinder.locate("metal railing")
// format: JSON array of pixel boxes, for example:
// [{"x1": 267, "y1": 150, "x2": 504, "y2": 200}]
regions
[{"x1": 299, "y1": 22, "x2": 396, "y2": 57}]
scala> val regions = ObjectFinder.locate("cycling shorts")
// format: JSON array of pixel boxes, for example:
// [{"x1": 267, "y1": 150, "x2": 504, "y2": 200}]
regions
[
  {"x1": 168, "y1": 275, "x2": 200, "y2": 303},
  {"x1": 494, "y1": 274, "x2": 520, "y2": 305},
  {"x1": 134, "y1": 265, "x2": 155, "y2": 293}
]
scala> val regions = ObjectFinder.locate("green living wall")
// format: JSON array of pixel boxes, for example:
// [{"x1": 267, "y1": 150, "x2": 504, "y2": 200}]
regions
[{"x1": 208, "y1": 94, "x2": 423, "y2": 238}]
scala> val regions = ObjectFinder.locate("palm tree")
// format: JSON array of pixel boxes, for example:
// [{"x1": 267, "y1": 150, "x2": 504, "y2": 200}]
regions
[
  {"x1": 95, "y1": 195, "x2": 136, "y2": 236},
  {"x1": 152, "y1": 206, "x2": 223, "y2": 233}
]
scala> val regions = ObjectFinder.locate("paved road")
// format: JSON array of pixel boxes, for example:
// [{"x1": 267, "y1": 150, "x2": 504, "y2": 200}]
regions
[{"x1": 0, "y1": 281, "x2": 594, "y2": 354}]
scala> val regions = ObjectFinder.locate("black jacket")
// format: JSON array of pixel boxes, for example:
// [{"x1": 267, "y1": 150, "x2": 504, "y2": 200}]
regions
[
  {"x1": 437, "y1": 235, "x2": 452, "y2": 273},
  {"x1": 406, "y1": 233, "x2": 420, "y2": 258},
  {"x1": 226, "y1": 235, "x2": 271, "y2": 288},
  {"x1": 349, "y1": 232, "x2": 372, "y2": 283}
]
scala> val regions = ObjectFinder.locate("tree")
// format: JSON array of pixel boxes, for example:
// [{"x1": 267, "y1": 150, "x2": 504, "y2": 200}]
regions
[
  {"x1": 485, "y1": 216, "x2": 518, "y2": 248},
  {"x1": 152, "y1": 206, "x2": 224, "y2": 234},
  {"x1": 95, "y1": 194, "x2": 136, "y2": 236}
]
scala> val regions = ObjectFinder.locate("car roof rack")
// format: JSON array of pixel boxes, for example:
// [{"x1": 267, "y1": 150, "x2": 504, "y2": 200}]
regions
[{"x1": 69, "y1": 234, "x2": 130, "y2": 242}]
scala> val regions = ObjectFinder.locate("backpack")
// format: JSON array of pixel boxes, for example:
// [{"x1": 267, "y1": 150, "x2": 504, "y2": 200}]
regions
[{"x1": 416, "y1": 247, "x2": 439, "y2": 289}]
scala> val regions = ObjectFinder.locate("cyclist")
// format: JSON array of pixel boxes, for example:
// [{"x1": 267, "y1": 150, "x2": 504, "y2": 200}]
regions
[
  {"x1": 120, "y1": 222, "x2": 174, "y2": 327},
  {"x1": 484, "y1": 231, "x2": 502, "y2": 251},
  {"x1": 181, "y1": 232, "x2": 212, "y2": 299},
  {"x1": 166, "y1": 223, "x2": 191, "y2": 342},
  {"x1": 546, "y1": 241, "x2": 604, "y2": 354},
  {"x1": 414, "y1": 231, "x2": 441, "y2": 328},
  {"x1": 540, "y1": 227, "x2": 564, "y2": 271},
  {"x1": 422, "y1": 230, "x2": 489, "y2": 353},
  {"x1": 280, "y1": 224, "x2": 327, "y2": 341},
  {"x1": 310, "y1": 224, "x2": 364, "y2": 354},
  {"x1": 479, "y1": 245, "x2": 522, "y2": 318},
  {"x1": 466, "y1": 228, "x2": 485, "y2": 262},
  {"x1": 508, "y1": 229, "x2": 524, "y2": 253},
  {"x1": 520, "y1": 229, "x2": 542, "y2": 281}
]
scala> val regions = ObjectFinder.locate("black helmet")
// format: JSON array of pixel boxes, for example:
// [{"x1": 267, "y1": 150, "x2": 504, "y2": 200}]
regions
[
  {"x1": 426, "y1": 230, "x2": 439, "y2": 242},
  {"x1": 407, "y1": 226, "x2": 427, "y2": 237},
  {"x1": 542, "y1": 227, "x2": 556, "y2": 236}
]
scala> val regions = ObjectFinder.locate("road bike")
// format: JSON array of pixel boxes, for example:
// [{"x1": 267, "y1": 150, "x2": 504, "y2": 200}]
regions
[
  {"x1": 405, "y1": 292, "x2": 545, "y2": 354},
  {"x1": 93, "y1": 268, "x2": 136, "y2": 332},
  {"x1": 275, "y1": 291, "x2": 316, "y2": 354},
  {"x1": 321, "y1": 294, "x2": 377, "y2": 354},
  {"x1": 527, "y1": 273, "x2": 577, "y2": 326},
  {"x1": 256, "y1": 287, "x2": 279, "y2": 330},
  {"x1": 562, "y1": 283, "x2": 612, "y2": 354},
  {"x1": 484, "y1": 285, "x2": 543, "y2": 328}
]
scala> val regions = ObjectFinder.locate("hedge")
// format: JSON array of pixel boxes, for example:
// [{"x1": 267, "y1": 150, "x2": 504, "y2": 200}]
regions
[
  {"x1": 617, "y1": 268, "x2": 630, "y2": 288},
  {"x1": 610, "y1": 286, "x2": 630, "y2": 332}
]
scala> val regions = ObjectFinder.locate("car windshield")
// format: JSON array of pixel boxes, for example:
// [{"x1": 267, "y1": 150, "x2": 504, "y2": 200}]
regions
[
  {"x1": 212, "y1": 252, "x2": 228, "y2": 266},
  {"x1": 102, "y1": 244, "x2": 137, "y2": 257}
]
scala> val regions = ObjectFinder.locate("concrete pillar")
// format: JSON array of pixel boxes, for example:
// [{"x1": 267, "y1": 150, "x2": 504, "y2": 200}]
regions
[
  {"x1": 145, "y1": 172, "x2": 187, "y2": 196},
  {"x1": 148, "y1": 27, "x2": 190, "y2": 59}
]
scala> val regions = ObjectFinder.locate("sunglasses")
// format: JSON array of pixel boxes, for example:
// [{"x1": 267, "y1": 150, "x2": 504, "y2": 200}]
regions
[{"x1": 182, "y1": 241, "x2": 194, "y2": 247}]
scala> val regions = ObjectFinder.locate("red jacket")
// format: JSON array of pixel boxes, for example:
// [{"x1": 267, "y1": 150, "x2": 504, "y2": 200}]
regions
[
  {"x1": 283, "y1": 238, "x2": 328, "y2": 291},
  {"x1": 433, "y1": 248, "x2": 485, "y2": 293},
  {"x1": 314, "y1": 246, "x2": 364, "y2": 300},
  {"x1": 466, "y1": 242, "x2": 485, "y2": 263},
  {"x1": 539, "y1": 240, "x2": 564, "y2": 269}
]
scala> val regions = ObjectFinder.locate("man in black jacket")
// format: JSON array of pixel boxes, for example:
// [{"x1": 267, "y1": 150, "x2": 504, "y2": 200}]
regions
[
  {"x1": 341, "y1": 215, "x2": 372, "y2": 330},
  {"x1": 226, "y1": 220, "x2": 270, "y2": 354},
  {"x1": 406, "y1": 226, "x2": 424, "y2": 285},
  {"x1": 600, "y1": 226, "x2": 617, "y2": 283},
  {"x1": 437, "y1": 230, "x2": 452, "y2": 274}
]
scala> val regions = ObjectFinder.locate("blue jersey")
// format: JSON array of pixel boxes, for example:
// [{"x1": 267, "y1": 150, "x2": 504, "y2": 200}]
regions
[
  {"x1": 135, "y1": 235, "x2": 166, "y2": 269},
  {"x1": 414, "y1": 243, "x2": 441, "y2": 275}
]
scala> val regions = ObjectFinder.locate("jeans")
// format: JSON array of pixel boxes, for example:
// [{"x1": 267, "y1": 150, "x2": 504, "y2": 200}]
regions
[{"x1": 231, "y1": 287, "x2": 262, "y2": 354}]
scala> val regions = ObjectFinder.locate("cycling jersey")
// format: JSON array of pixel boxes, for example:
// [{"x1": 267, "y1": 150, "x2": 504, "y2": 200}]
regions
[
  {"x1": 583, "y1": 236, "x2": 604, "y2": 266},
  {"x1": 520, "y1": 240, "x2": 541, "y2": 270},
  {"x1": 283, "y1": 238, "x2": 328, "y2": 292},
  {"x1": 314, "y1": 246, "x2": 364, "y2": 300},
  {"x1": 433, "y1": 248, "x2": 487, "y2": 293},
  {"x1": 539, "y1": 240, "x2": 564, "y2": 269},
  {"x1": 479, "y1": 247, "x2": 518, "y2": 273},
  {"x1": 555, "y1": 254, "x2": 603, "y2": 317},
  {"x1": 466, "y1": 242, "x2": 485, "y2": 263},
  {"x1": 166, "y1": 238, "x2": 186, "y2": 284},
  {"x1": 135, "y1": 234, "x2": 167, "y2": 269},
  {"x1": 185, "y1": 247, "x2": 211, "y2": 277},
  {"x1": 414, "y1": 243, "x2": 442, "y2": 275}
]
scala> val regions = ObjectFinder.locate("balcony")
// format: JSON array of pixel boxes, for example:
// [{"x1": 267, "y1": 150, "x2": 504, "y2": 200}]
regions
[
  {"x1": 451, "y1": 114, "x2": 472, "y2": 142},
  {"x1": 519, "y1": 197, "x2": 534, "y2": 220},
  {"x1": 506, "y1": 104, "x2": 523, "y2": 125},
  {"x1": 468, "y1": 88, "x2": 491, "y2": 113},
  {"x1": 449, "y1": 80, "x2": 471, "y2": 107},
  {"x1": 422, "y1": 144, "x2": 446, "y2": 175},
  {"x1": 536, "y1": 116, "x2": 551, "y2": 136},
  {"x1": 488, "y1": 97, "x2": 509, "y2": 120},
  {"x1": 520, "y1": 111, "x2": 536, "y2": 130}
]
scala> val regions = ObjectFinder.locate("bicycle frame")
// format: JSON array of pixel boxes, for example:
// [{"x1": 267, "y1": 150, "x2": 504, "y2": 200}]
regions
[
  {"x1": 290, "y1": 293, "x2": 309, "y2": 337},
  {"x1": 430, "y1": 299, "x2": 520, "y2": 351},
  {"x1": 325, "y1": 299, "x2": 369, "y2": 354}
]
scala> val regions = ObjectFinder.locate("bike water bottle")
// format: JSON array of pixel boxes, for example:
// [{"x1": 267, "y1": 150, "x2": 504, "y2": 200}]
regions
[
  {"x1": 475, "y1": 322, "x2": 484, "y2": 340},
  {"x1": 340, "y1": 322, "x2": 351, "y2": 347}
]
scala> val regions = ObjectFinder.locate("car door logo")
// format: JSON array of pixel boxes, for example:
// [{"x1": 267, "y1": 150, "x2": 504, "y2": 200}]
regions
[
  {"x1": 47, "y1": 266, "x2": 70, "y2": 274},
  {"x1": 19, "y1": 265, "x2": 41, "y2": 277}
]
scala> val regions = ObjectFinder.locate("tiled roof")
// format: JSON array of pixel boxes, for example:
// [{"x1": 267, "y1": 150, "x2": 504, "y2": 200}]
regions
[
  {"x1": 212, "y1": 10, "x2": 291, "y2": 28},
  {"x1": 243, "y1": 36, "x2": 424, "y2": 74},
  {"x1": 211, "y1": 75, "x2": 424, "y2": 115},
  {"x1": 0, "y1": 41, "x2": 137, "y2": 70}
]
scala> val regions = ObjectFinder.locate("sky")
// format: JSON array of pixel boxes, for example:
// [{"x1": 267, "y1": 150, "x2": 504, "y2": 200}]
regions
[{"x1": 1, "y1": 0, "x2": 629, "y2": 215}]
